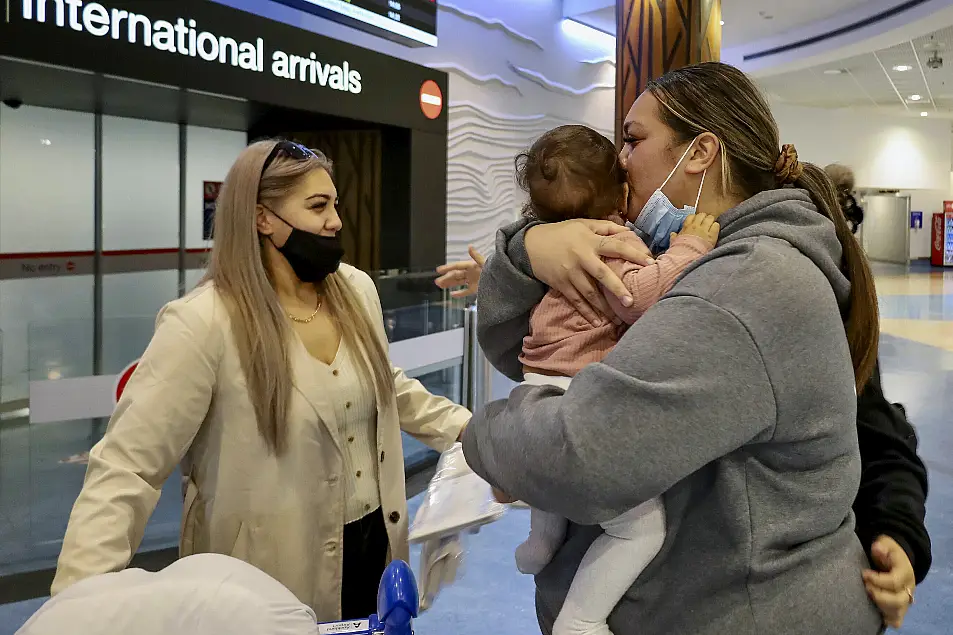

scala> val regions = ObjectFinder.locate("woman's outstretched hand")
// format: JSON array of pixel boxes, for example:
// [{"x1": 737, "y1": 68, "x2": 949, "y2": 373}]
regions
[
  {"x1": 435, "y1": 245, "x2": 486, "y2": 298},
  {"x1": 524, "y1": 220, "x2": 654, "y2": 325},
  {"x1": 863, "y1": 535, "x2": 916, "y2": 629}
]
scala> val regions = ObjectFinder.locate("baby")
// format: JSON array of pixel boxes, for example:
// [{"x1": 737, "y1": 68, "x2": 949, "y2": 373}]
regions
[{"x1": 514, "y1": 125, "x2": 719, "y2": 635}]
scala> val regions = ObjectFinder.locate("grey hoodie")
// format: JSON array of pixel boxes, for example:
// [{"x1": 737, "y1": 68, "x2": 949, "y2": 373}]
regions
[{"x1": 462, "y1": 189, "x2": 884, "y2": 635}]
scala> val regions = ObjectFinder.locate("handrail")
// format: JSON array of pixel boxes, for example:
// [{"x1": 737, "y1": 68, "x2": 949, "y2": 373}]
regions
[{"x1": 462, "y1": 304, "x2": 493, "y2": 412}]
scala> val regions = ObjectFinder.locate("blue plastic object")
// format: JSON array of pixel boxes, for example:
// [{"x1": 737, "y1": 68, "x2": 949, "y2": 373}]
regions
[
  {"x1": 376, "y1": 560, "x2": 419, "y2": 635},
  {"x1": 315, "y1": 560, "x2": 419, "y2": 635}
]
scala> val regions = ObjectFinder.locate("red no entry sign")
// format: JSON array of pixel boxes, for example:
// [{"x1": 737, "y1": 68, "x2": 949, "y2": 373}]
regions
[
  {"x1": 420, "y1": 80, "x2": 443, "y2": 120},
  {"x1": 114, "y1": 360, "x2": 140, "y2": 403}
]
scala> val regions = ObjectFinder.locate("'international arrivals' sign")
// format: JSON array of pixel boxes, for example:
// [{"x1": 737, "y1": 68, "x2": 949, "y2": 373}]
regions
[{"x1": 20, "y1": 0, "x2": 363, "y2": 93}]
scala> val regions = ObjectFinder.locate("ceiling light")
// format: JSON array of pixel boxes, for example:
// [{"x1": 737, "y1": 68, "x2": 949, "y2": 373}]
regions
[
  {"x1": 823, "y1": 69, "x2": 846, "y2": 75},
  {"x1": 921, "y1": 111, "x2": 929, "y2": 116},
  {"x1": 719, "y1": 20, "x2": 724, "y2": 26},
  {"x1": 909, "y1": 94, "x2": 922, "y2": 101},
  {"x1": 893, "y1": 65, "x2": 913, "y2": 72}
]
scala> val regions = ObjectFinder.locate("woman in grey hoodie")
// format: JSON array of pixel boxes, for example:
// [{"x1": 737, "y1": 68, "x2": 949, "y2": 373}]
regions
[{"x1": 461, "y1": 62, "x2": 885, "y2": 635}]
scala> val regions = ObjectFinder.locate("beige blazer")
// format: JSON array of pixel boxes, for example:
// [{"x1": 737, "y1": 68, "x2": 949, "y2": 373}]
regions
[{"x1": 51, "y1": 264, "x2": 470, "y2": 620}]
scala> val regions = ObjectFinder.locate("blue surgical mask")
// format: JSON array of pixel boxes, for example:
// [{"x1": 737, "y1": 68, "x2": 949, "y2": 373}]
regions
[{"x1": 631, "y1": 141, "x2": 707, "y2": 253}]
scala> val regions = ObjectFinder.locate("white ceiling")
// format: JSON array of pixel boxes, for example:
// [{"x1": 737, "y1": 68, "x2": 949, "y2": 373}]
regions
[
  {"x1": 758, "y1": 26, "x2": 953, "y2": 118},
  {"x1": 721, "y1": 0, "x2": 871, "y2": 47},
  {"x1": 571, "y1": 0, "x2": 876, "y2": 46}
]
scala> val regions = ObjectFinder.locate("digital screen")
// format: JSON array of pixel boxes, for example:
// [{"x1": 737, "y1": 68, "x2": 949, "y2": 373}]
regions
[{"x1": 273, "y1": 0, "x2": 438, "y2": 47}]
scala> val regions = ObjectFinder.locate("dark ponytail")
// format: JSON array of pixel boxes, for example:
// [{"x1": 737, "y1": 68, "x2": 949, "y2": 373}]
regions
[{"x1": 793, "y1": 162, "x2": 879, "y2": 391}]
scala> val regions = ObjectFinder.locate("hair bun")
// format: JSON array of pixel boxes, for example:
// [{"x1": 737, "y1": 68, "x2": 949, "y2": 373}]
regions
[{"x1": 775, "y1": 144, "x2": 803, "y2": 186}]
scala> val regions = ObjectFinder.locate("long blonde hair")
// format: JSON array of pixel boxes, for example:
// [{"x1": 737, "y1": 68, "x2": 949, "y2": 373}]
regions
[{"x1": 205, "y1": 139, "x2": 395, "y2": 453}]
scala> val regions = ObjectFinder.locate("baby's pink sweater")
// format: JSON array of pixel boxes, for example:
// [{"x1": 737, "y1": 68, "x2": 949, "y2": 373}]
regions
[{"x1": 519, "y1": 233, "x2": 713, "y2": 376}]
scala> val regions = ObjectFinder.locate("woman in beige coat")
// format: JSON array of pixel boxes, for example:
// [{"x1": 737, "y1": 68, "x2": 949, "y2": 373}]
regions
[{"x1": 51, "y1": 140, "x2": 471, "y2": 621}]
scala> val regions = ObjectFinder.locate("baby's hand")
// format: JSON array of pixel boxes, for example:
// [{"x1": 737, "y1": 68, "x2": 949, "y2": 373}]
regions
[{"x1": 678, "y1": 213, "x2": 720, "y2": 245}]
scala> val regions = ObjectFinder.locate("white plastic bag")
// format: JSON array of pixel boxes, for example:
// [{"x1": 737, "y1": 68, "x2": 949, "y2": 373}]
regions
[
  {"x1": 417, "y1": 535, "x2": 463, "y2": 612},
  {"x1": 409, "y1": 443, "x2": 505, "y2": 543},
  {"x1": 410, "y1": 443, "x2": 505, "y2": 612}
]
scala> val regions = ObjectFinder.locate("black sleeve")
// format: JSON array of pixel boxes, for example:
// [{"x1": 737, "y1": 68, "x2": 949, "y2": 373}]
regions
[{"x1": 853, "y1": 360, "x2": 932, "y2": 583}]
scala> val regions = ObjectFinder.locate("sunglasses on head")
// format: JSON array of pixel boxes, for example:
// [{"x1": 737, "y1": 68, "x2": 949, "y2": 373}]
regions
[{"x1": 261, "y1": 140, "x2": 317, "y2": 177}]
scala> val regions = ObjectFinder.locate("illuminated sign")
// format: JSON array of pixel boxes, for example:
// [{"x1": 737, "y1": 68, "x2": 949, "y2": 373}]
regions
[
  {"x1": 20, "y1": 0, "x2": 362, "y2": 93},
  {"x1": 274, "y1": 0, "x2": 438, "y2": 48}
]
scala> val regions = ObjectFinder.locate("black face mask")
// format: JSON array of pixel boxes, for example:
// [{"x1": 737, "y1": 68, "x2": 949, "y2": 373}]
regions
[{"x1": 269, "y1": 212, "x2": 344, "y2": 283}]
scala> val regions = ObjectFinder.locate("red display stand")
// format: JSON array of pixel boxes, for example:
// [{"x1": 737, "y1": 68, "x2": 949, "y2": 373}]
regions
[{"x1": 932, "y1": 207, "x2": 953, "y2": 266}]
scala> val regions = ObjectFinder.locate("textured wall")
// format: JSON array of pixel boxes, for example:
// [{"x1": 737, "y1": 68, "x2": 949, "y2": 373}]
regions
[
  {"x1": 428, "y1": 3, "x2": 617, "y2": 261},
  {"x1": 215, "y1": 0, "x2": 617, "y2": 263}
]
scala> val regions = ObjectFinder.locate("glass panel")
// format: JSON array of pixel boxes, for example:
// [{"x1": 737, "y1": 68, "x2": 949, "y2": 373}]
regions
[
  {"x1": 0, "y1": 313, "x2": 94, "y2": 576},
  {"x1": 373, "y1": 268, "x2": 467, "y2": 342},
  {"x1": 0, "y1": 279, "x2": 94, "y2": 404},
  {"x1": 184, "y1": 126, "x2": 247, "y2": 250},
  {"x1": 101, "y1": 116, "x2": 179, "y2": 252},
  {"x1": 0, "y1": 104, "x2": 95, "y2": 253},
  {"x1": 184, "y1": 268, "x2": 207, "y2": 294},
  {"x1": 0, "y1": 102, "x2": 97, "y2": 580},
  {"x1": 101, "y1": 271, "x2": 179, "y2": 373}
]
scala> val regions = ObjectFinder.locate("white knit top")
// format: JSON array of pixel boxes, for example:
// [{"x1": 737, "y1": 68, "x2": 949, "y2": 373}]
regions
[{"x1": 322, "y1": 342, "x2": 381, "y2": 524}]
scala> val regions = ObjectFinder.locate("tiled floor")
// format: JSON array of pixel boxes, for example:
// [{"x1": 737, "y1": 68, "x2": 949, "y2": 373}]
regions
[{"x1": 2, "y1": 262, "x2": 951, "y2": 634}]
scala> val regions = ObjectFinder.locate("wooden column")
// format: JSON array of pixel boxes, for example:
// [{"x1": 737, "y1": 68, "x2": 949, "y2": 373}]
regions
[{"x1": 616, "y1": 0, "x2": 722, "y2": 145}]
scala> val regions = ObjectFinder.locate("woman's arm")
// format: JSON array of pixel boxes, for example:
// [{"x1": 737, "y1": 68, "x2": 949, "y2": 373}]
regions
[
  {"x1": 354, "y1": 268, "x2": 471, "y2": 450},
  {"x1": 476, "y1": 218, "x2": 654, "y2": 381},
  {"x1": 52, "y1": 297, "x2": 221, "y2": 594},
  {"x1": 475, "y1": 219, "x2": 546, "y2": 381},
  {"x1": 853, "y1": 361, "x2": 931, "y2": 583},
  {"x1": 462, "y1": 295, "x2": 775, "y2": 525},
  {"x1": 391, "y1": 369, "x2": 471, "y2": 451}
]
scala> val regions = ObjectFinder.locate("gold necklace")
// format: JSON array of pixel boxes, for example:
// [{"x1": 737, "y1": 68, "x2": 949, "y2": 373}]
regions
[{"x1": 288, "y1": 295, "x2": 322, "y2": 324}]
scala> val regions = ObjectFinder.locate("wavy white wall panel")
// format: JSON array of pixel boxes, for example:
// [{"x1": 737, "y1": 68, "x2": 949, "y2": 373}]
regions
[
  {"x1": 445, "y1": 101, "x2": 612, "y2": 262},
  {"x1": 435, "y1": 4, "x2": 617, "y2": 263},
  {"x1": 440, "y1": 2, "x2": 545, "y2": 51}
]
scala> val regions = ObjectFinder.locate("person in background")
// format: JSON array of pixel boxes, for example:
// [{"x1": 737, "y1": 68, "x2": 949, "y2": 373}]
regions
[
  {"x1": 826, "y1": 163, "x2": 865, "y2": 234},
  {"x1": 19, "y1": 555, "x2": 319, "y2": 635},
  {"x1": 52, "y1": 139, "x2": 471, "y2": 621}
]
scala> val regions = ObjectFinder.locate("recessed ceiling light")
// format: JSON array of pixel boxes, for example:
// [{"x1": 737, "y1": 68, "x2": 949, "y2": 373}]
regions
[
  {"x1": 823, "y1": 69, "x2": 846, "y2": 75},
  {"x1": 909, "y1": 94, "x2": 923, "y2": 101},
  {"x1": 893, "y1": 65, "x2": 913, "y2": 72},
  {"x1": 720, "y1": 20, "x2": 725, "y2": 26},
  {"x1": 921, "y1": 111, "x2": 929, "y2": 116}
]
